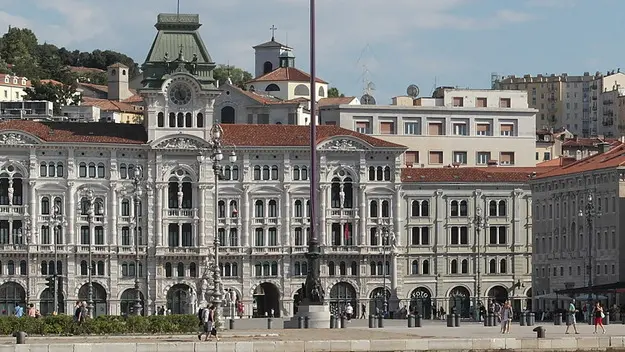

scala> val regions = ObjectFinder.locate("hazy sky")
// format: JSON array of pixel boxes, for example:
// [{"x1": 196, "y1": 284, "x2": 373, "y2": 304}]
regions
[{"x1": 0, "y1": 0, "x2": 621, "y2": 103}]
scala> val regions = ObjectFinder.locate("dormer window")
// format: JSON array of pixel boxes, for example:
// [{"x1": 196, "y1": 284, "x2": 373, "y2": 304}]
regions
[
  {"x1": 21, "y1": 78, "x2": 26, "y2": 85},
  {"x1": 13, "y1": 78, "x2": 18, "y2": 84},
  {"x1": 4, "y1": 76, "x2": 8, "y2": 83}
]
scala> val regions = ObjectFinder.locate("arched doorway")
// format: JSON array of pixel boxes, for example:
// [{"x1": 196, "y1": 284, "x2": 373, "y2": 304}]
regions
[
  {"x1": 329, "y1": 282, "x2": 357, "y2": 317},
  {"x1": 166, "y1": 284, "x2": 191, "y2": 315},
  {"x1": 78, "y1": 283, "x2": 107, "y2": 317},
  {"x1": 39, "y1": 288, "x2": 65, "y2": 316},
  {"x1": 220, "y1": 106, "x2": 235, "y2": 124},
  {"x1": 253, "y1": 283, "x2": 280, "y2": 318},
  {"x1": 369, "y1": 287, "x2": 391, "y2": 316},
  {"x1": 0, "y1": 282, "x2": 25, "y2": 315},
  {"x1": 448, "y1": 286, "x2": 470, "y2": 318},
  {"x1": 488, "y1": 285, "x2": 509, "y2": 304},
  {"x1": 120, "y1": 289, "x2": 145, "y2": 316},
  {"x1": 410, "y1": 287, "x2": 432, "y2": 319}
]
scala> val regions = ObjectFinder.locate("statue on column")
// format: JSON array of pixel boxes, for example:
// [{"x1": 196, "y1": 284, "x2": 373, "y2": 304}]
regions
[
  {"x1": 339, "y1": 185, "x2": 345, "y2": 208},
  {"x1": 390, "y1": 231, "x2": 398, "y2": 253},
  {"x1": 200, "y1": 278, "x2": 209, "y2": 304},
  {"x1": 7, "y1": 181, "x2": 13, "y2": 206},
  {"x1": 177, "y1": 185, "x2": 184, "y2": 209}
]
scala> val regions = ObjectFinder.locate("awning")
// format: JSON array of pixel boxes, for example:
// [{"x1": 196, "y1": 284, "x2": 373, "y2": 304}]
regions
[{"x1": 556, "y1": 281, "x2": 625, "y2": 295}]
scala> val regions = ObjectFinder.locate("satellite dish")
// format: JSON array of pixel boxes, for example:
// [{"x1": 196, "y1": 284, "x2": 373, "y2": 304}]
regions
[
  {"x1": 407, "y1": 84, "x2": 420, "y2": 98},
  {"x1": 361, "y1": 94, "x2": 376, "y2": 105}
]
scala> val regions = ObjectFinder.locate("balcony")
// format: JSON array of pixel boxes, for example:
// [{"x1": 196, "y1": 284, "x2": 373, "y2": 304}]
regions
[
  {"x1": 327, "y1": 209, "x2": 356, "y2": 217},
  {"x1": 78, "y1": 215, "x2": 105, "y2": 223},
  {"x1": 164, "y1": 208, "x2": 195, "y2": 218},
  {"x1": 0, "y1": 205, "x2": 26, "y2": 215},
  {"x1": 217, "y1": 217, "x2": 240, "y2": 226},
  {"x1": 165, "y1": 246, "x2": 200, "y2": 254},
  {"x1": 117, "y1": 246, "x2": 148, "y2": 254},
  {"x1": 218, "y1": 246, "x2": 246, "y2": 254},
  {"x1": 324, "y1": 245, "x2": 359, "y2": 253},
  {"x1": 36, "y1": 244, "x2": 70, "y2": 253},
  {"x1": 252, "y1": 218, "x2": 280, "y2": 225},
  {"x1": 76, "y1": 245, "x2": 110, "y2": 253},
  {"x1": 252, "y1": 246, "x2": 282, "y2": 254},
  {"x1": 292, "y1": 246, "x2": 307, "y2": 253},
  {"x1": 0, "y1": 244, "x2": 27, "y2": 252}
]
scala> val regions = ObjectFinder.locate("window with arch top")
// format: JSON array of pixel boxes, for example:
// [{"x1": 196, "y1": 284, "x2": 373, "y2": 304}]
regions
[
  {"x1": 265, "y1": 84, "x2": 280, "y2": 92},
  {"x1": 330, "y1": 169, "x2": 354, "y2": 208},
  {"x1": 263, "y1": 61, "x2": 273, "y2": 74}
]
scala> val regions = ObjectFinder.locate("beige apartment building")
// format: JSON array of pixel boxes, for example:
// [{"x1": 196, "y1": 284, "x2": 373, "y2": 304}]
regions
[
  {"x1": 0, "y1": 74, "x2": 30, "y2": 102},
  {"x1": 529, "y1": 144, "x2": 625, "y2": 306},
  {"x1": 319, "y1": 88, "x2": 537, "y2": 167}
]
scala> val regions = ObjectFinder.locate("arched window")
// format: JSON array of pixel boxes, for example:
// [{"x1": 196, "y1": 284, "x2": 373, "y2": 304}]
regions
[
  {"x1": 41, "y1": 197, "x2": 50, "y2": 215},
  {"x1": 498, "y1": 200, "x2": 507, "y2": 216},
  {"x1": 370, "y1": 262, "x2": 376, "y2": 275},
  {"x1": 271, "y1": 166, "x2": 279, "y2": 180},
  {"x1": 87, "y1": 163, "x2": 96, "y2": 178},
  {"x1": 220, "y1": 107, "x2": 235, "y2": 124},
  {"x1": 79, "y1": 162, "x2": 87, "y2": 178},
  {"x1": 190, "y1": 262, "x2": 197, "y2": 277},
  {"x1": 500, "y1": 259, "x2": 507, "y2": 273},
  {"x1": 197, "y1": 113, "x2": 204, "y2": 127},
  {"x1": 165, "y1": 263, "x2": 172, "y2": 277},
  {"x1": 411, "y1": 260, "x2": 419, "y2": 275},
  {"x1": 268, "y1": 200, "x2": 278, "y2": 217},
  {"x1": 266, "y1": 84, "x2": 280, "y2": 92},
  {"x1": 56, "y1": 163, "x2": 64, "y2": 177},
  {"x1": 301, "y1": 167, "x2": 308, "y2": 180},
  {"x1": 263, "y1": 61, "x2": 273, "y2": 74},
  {"x1": 217, "y1": 200, "x2": 226, "y2": 218},
  {"x1": 270, "y1": 261, "x2": 278, "y2": 276},
  {"x1": 177, "y1": 262, "x2": 184, "y2": 277},
  {"x1": 381, "y1": 200, "x2": 390, "y2": 217},
  {"x1": 339, "y1": 261, "x2": 346, "y2": 276},
  {"x1": 294, "y1": 200, "x2": 303, "y2": 217},
  {"x1": 254, "y1": 200, "x2": 264, "y2": 218},
  {"x1": 253, "y1": 166, "x2": 261, "y2": 180},
  {"x1": 169, "y1": 112, "x2": 176, "y2": 127},
  {"x1": 294, "y1": 262, "x2": 301, "y2": 276},
  {"x1": 489, "y1": 259, "x2": 496, "y2": 273},
  {"x1": 185, "y1": 112, "x2": 192, "y2": 127},
  {"x1": 97, "y1": 163, "x2": 105, "y2": 178},
  {"x1": 80, "y1": 261, "x2": 88, "y2": 275},
  {"x1": 262, "y1": 166, "x2": 270, "y2": 180},
  {"x1": 383, "y1": 166, "x2": 391, "y2": 181},
  {"x1": 7, "y1": 261, "x2": 15, "y2": 275},
  {"x1": 158, "y1": 112, "x2": 164, "y2": 127},
  {"x1": 328, "y1": 261, "x2": 335, "y2": 276},
  {"x1": 294, "y1": 84, "x2": 309, "y2": 96},
  {"x1": 450, "y1": 259, "x2": 458, "y2": 274},
  {"x1": 40, "y1": 162, "x2": 47, "y2": 177},
  {"x1": 376, "y1": 167, "x2": 383, "y2": 180},
  {"x1": 318, "y1": 86, "x2": 325, "y2": 97},
  {"x1": 368, "y1": 166, "x2": 376, "y2": 181},
  {"x1": 461, "y1": 259, "x2": 468, "y2": 274},
  {"x1": 421, "y1": 201, "x2": 429, "y2": 216},
  {"x1": 351, "y1": 261, "x2": 358, "y2": 276},
  {"x1": 177, "y1": 112, "x2": 184, "y2": 127},
  {"x1": 423, "y1": 260, "x2": 430, "y2": 275},
  {"x1": 489, "y1": 200, "x2": 497, "y2": 216},
  {"x1": 369, "y1": 200, "x2": 378, "y2": 218}
]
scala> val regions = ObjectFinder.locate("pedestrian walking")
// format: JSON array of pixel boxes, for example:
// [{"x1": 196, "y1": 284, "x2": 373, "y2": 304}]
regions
[
  {"x1": 345, "y1": 303, "x2": 353, "y2": 321},
  {"x1": 593, "y1": 302, "x2": 606, "y2": 334},
  {"x1": 197, "y1": 305, "x2": 211, "y2": 341},
  {"x1": 360, "y1": 303, "x2": 366, "y2": 319},
  {"x1": 500, "y1": 301, "x2": 513, "y2": 334},
  {"x1": 565, "y1": 299, "x2": 579, "y2": 334}
]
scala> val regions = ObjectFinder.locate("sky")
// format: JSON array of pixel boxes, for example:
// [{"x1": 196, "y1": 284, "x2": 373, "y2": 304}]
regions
[{"x1": 0, "y1": 0, "x2": 622, "y2": 103}]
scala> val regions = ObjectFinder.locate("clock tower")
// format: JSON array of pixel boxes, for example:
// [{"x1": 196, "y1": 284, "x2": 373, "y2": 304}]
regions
[{"x1": 139, "y1": 13, "x2": 219, "y2": 143}]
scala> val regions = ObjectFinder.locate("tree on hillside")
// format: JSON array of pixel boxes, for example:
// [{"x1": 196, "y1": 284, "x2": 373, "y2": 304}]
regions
[
  {"x1": 24, "y1": 80, "x2": 81, "y2": 114},
  {"x1": 0, "y1": 27, "x2": 41, "y2": 78},
  {"x1": 213, "y1": 65, "x2": 253, "y2": 89},
  {"x1": 328, "y1": 87, "x2": 345, "y2": 98}
]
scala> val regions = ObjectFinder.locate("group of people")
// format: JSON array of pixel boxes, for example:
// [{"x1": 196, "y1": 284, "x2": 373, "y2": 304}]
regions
[
  {"x1": 565, "y1": 300, "x2": 606, "y2": 334},
  {"x1": 11, "y1": 304, "x2": 41, "y2": 318},
  {"x1": 197, "y1": 304, "x2": 218, "y2": 341}
]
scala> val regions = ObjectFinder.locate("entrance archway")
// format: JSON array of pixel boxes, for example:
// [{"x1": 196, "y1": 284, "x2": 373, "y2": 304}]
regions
[
  {"x1": 78, "y1": 283, "x2": 107, "y2": 317},
  {"x1": 39, "y1": 288, "x2": 65, "y2": 316},
  {"x1": 329, "y1": 282, "x2": 357, "y2": 317},
  {"x1": 0, "y1": 282, "x2": 25, "y2": 315},
  {"x1": 253, "y1": 283, "x2": 280, "y2": 317},
  {"x1": 166, "y1": 284, "x2": 191, "y2": 315},
  {"x1": 120, "y1": 289, "x2": 145, "y2": 316},
  {"x1": 369, "y1": 287, "x2": 391, "y2": 316},
  {"x1": 410, "y1": 287, "x2": 432, "y2": 319},
  {"x1": 488, "y1": 285, "x2": 509, "y2": 304},
  {"x1": 448, "y1": 286, "x2": 470, "y2": 318},
  {"x1": 221, "y1": 106, "x2": 235, "y2": 124},
  {"x1": 293, "y1": 287, "x2": 303, "y2": 316}
]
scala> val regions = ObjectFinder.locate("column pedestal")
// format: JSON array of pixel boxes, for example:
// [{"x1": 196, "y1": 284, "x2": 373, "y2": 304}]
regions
[{"x1": 284, "y1": 303, "x2": 331, "y2": 329}]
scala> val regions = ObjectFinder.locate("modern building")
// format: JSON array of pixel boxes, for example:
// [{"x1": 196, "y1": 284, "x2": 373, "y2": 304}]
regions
[
  {"x1": 320, "y1": 87, "x2": 538, "y2": 167},
  {"x1": 0, "y1": 74, "x2": 31, "y2": 102},
  {"x1": 530, "y1": 144, "x2": 625, "y2": 308},
  {"x1": 0, "y1": 101, "x2": 54, "y2": 120},
  {"x1": 0, "y1": 12, "x2": 534, "y2": 318}
]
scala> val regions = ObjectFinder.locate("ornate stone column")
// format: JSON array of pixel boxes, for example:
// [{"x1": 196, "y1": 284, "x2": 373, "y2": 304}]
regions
[
  {"x1": 198, "y1": 185, "x2": 207, "y2": 247},
  {"x1": 283, "y1": 185, "x2": 291, "y2": 247},
  {"x1": 110, "y1": 184, "x2": 118, "y2": 246},
  {"x1": 67, "y1": 181, "x2": 76, "y2": 244},
  {"x1": 320, "y1": 185, "x2": 328, "y2": 245},
  {"x1": 28, "y1": 181, "x2": 36, "y2": 244},
  {"x1": 242, "y1": 185, "x2": 250, "y2": 247},
  {"x1": 393, "y1": 185, "x2": 402, "y2": 247},
  {"x1": 155, "y1": 184, "x2": 164, "y2": 247},
  {"x1": 358, "y1": 185, "x2": 366, "y2": 247}
]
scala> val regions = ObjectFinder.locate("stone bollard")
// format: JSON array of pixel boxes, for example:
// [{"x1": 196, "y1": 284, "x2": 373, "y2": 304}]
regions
[
  {"x1": 267, "y1": 317, "x2": 273, "y2": 329},
  {"x1": 229, "y1": 318, "x2": 235, "y2": 330},
  {"x1": 484, "y1": 315, "x2": 490, "y2": 327},
  {"x1": 554, "y1": 312, "x2": 562, "y2": 326},
  {"x1": 488, "y1": 313, "x2": 495, "y2": 327},
  {"x1": 604, "y1": 312, "x2": 610, "y2": 326},
  {"x1": 529, "y1": 312, "x2": 536, "y2": 326},
  {"x1": 13, "y1": 331, "x2": 27, "y2": 345},
  {"x1": 408, "y1": 314, "x2": 414, "y2": 328},
  {"x1": 330, "y1": 315, "x2": 336, "y2": 329},
  {"x1": 446, "y1": 314, "x2": 454, "y2": 327},
  {"x1": 298, "y1": 316, "x2": 304, "y2": 329},
  {"x1": 340, "y1": 315, "x2": 346, "y2": 328},
  {"x1": 453, "y1": 314, "x2": 460, "y2": 327},
  {"x1": 304, "y1": 316, "x2": 310, "y2": 329},
  {"x1": 378, "y1": 315, "x2": 384, "y2": 328},
  {"x1": 533, "y1": 326, "x2": 546, "y2": 339},
  {"x1": 415, "y1": 314, "x2": 422, "y2": 328},
  {"x1": 520, "y1": 312, "x2": 526, "y2": 326},
  {"x1": 368, "y1": 315, "x2": 377, "y2": 328}
]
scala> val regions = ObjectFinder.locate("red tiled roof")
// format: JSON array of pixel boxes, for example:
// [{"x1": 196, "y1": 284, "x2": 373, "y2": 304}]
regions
[
  {"x1": 535, "y1": 144, "x2": 625, "y2": 179},
  {"x1": 82, "y1": 97, "x2": 143, "y2": 113},
  {"x1": 122, "y1": 94, "x2": 144, "y2": 104},
  {"x1": 221, "y1": 124, "x2": 405, "y2": 148},
  {"x1": 401, "y1": 167, "x2": 547, "y2": 183},
  {"x1": 562, "y1": 137, "x2": 620, "y2": 148},
  {"x1": 248, "y1": 67, "x2": 327, "y2": 84},
  {"x1": 40, "y1": 79, "x2": 64, "y2": 86},
  {"x1": 230, "y1": 85, "x2": 305, "y2": 106},
  {"x1": 0, "y1": 74, "x2": 31, "y2": 88},
  {"x1": 536, "y1": 157, "x2": 576, "y2": 168},
  {"x1": 68, "y1": 66, "x2": 105, "y2": 74},
  {"x1": 318, "y1": 97, "x2": 357, "y2": 107},
  {"x1": 79, "y1": 82, "x2": 108, "y2": 93},
  {"x1": 0, "y1": 120, "x2": 146, "y2": 145}
]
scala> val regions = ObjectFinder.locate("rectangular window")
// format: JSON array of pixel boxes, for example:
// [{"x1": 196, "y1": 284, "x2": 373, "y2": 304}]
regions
[
  {"x1": 476, "y1": 123, "x2": 490, "y2": 136},
  {"x1": 429, "y1": 151, "x2": 443, "y2": 164},
  {"x1": 477, "y1": 152, "x2": 491, "y2": 165},
  {"x1": 453, "y1": 123, "x2": 467, "y2": 136},
  {"x1": 324, "y1": 121, "x2": 336, "y2": 126},
  {"x1": 453, "y1": 151, "x2": 467, "y2": 164},
  {"x1": 453, "y1": 97, "x2": 464, "y2": 107},
  {"x1": 258, "y1": 114, "x2": 269, "y2": 124},
  {"x1": 500, "y1": 152, "x2": 515, "y2": 165},
  {"x1": 544, "y1": 152, "x2": 551, "y2": 161},
  {"x1": 405, "y1": 151, "x2": 419, "y2": 165},
  {"x1": 355, "y1": 122, "x2": 370, "y2": 134},
  {"x1": 499, "y1": 98, "x2": 511, "y2": 108},
  {"x1": 428, "y1": 122, "x2": 443, "y2": 135},
  {"x1": 404, "y1": 122, "x2": 420, "y2": 135},
  {"x1": 500, "y1": 124, "x2": 514, "y2": 136},
  {"x1": 476, "y1": 97, "x2": 487, "y2": 107},
  {"x1": 379, "y1": 122, "x2": 394, "y2": 134}
]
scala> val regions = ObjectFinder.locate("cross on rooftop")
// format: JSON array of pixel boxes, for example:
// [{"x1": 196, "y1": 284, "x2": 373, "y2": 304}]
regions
[{"x1": 270, "y1": 25, "x2": 278, "y2": 41}]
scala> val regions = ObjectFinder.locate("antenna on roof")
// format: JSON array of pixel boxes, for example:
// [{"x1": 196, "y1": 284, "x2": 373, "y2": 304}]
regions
[{"x1": 176, "y1": 0, "x2": 180, "y2": 18}]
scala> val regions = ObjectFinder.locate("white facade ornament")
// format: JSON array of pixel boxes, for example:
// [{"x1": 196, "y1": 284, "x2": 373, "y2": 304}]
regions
[
  {"x1": 323, "y1": 139, "x2": 364, "y2": 151},
  {"x1": 0, "y1": 133, "x2": 29, "y2": 145},
  {"x1": 157, "y1": 137, "x2": 203, "y2": 150}
]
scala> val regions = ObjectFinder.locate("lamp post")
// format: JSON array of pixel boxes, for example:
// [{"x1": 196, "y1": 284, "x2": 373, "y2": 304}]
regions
[
  {"x1": 207, "y1": 124, "x2": 237, "y2": 325},
  {"x1": 48, "y1": 204, "x2": 67, "y2": 315},
  {"x1": 579, "y1": 192, "x2": 599, "y2": 319},
  {"x1": 378, "y1": 223, "x2": 392, "y2": 316},
  {"x1": 131, "y1": 166, "x2": 144, "y2": 316},
  {"x1": 81, "y1": 188, "x2": 96, "y2": 318},
  {"x1": 22, "y1": 212, "x2": 31, "y2": 302},
  {"x1": 472, "y1": 207, "x2": 483, "y2": 321}
]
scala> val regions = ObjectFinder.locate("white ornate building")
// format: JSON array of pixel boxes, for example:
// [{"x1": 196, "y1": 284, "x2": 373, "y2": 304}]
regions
[{"x1": 0, "y1": 13, "x2": 534, "y2": 318}]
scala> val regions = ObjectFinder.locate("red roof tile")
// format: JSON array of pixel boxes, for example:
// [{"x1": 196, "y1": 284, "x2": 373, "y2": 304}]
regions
[
  {"x1": 536, "y1": 144, "x2": 625, "y2": 179},
  {"x1": 0, "y1": 120, "x2": 146, "y2": 145},
  {"x1": 562, "y1": 137, "x2": 620, "y2": 148},
  {"x1": 122, "y1": 94, "x2": 144, "y2": 104},
  {"x1": 536, "y1": 157, "x2": 576, "y2": 168},
  {"x1": 79, "y1": 82, "x2": 108, "y2": 93},
  {"x1": 82, "y1": 97, "x2": 143, "y2": 113},
  {"x1": 248, "y1": 67, "x2": 327, "y2": 84},
  {"x1": 318, "y1": 97, "x2": 357, "y2": 107},
  {"x1": 401, "y1": 167, "x2": 547, "y2": 183}
]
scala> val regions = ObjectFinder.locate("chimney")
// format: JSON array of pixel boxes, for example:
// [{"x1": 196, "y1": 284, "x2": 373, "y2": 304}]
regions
[{"x1": 598, "y1": 142, "x2": 611, "y2": 154}]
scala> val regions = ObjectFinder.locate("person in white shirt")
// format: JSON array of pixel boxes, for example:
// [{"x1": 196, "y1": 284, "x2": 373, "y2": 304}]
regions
[{"x1": 345, "y1": 303, "x2": 354, "y2": 321}]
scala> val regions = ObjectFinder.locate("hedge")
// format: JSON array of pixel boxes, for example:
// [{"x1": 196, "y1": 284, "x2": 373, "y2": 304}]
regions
[{"x1": 0, "y1": 314, "x2": 202, "y2": 336}]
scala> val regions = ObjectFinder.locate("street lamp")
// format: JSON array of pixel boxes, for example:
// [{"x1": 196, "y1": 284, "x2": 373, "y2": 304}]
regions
[
  {"x1": 378, "y1": 222, "x2": 392, "y2": 316},
  {"x1": 207, "y1": 124, "x2": 237, "y2": 325},
  {"x1": 578, "y1": 192, "x2": 600, "y2": 321},
  {"x1": 472, "y1": 207, "x2": 484, "y2": 321},
  {"x1": 47, "y1": 204, "x2": 67, "y2": 315},
  {"x1": 81, "y1": 188, "x2": 97, "y2": 318},
  {"x1": 130, "y1": 166, "x2": 144, "y2": 316}
]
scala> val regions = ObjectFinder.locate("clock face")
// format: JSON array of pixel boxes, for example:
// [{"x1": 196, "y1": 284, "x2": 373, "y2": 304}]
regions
[{"x1": 168, "y1": 83, "x2": 192, "y2": 106}]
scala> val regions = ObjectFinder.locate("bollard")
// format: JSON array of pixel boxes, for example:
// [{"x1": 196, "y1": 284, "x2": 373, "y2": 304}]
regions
[
  {"x1": 330, "y1": 315, "x2": 336, "y2": 329},
  {"x1": 529, "y1": 312, "x2": 535, "y2": 326},
  {"x1": 368, "y1": 314, "x2": 377, "y2": 328},
  {"x1": 408, "y1": 314, "x2": 414, "y2": 328},
  {"x1": 304, "y1": 316, "x2": 310, "y2": 329},
  {"x1": 520, "y1": 312, "x2": 526, "y2": 326},
  {"x1": 267, "y1": 317, "x2": 273, "y2": 329},
  {"x1": 340, "y1": 315, "x2": 346, "y2": 328},
  {"x1": 298, "y1": 316, "x2": 304, "y2": 329},
  {"x1": 415, "y1": 314, "x2": 422, "y2": 328},
  {"x1": 378, "y1": 315, "x2": 384, "y2": 328},
  {"x1": 533, "y1": 326, "x2": 546, "y2": 339},
  {"x1": 229, "y1": 318, "x2": 235, "y2": 330},
  {"x1": 13, "y1": 331, "x2": 27, "y2": 345},
  {"x1": 453, "y1": 313, "x2": 460, "y2": 327},
  {"x1": 446, "y1": 314, "x2": 454, "y2": 327},
  {"x1": 488, "y1": 313, "x2": 495, "y2": 327},
  {"x1": 554, "y1": 312, "x2": 562, "y2": 326},
  {"x1": 484, "y1": 315, "x2": 489, "y2": 327},
  {"x1": 604, "y1": 312, "x2": 610, "y2": 326}
]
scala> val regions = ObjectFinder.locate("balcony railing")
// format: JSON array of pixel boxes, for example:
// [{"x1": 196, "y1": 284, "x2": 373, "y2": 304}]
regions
[
  {"x1": 252, "y1": 246, "x2": 282, "y2": 254},
  {"x1": 165, "y1": 208, "x2": 195, "y2": 218},
  {"x1": 117, "y1": 246, "x2": 148, "y2": 254},
  {"x1": 325, "y1": 245, "x2": 358, "y2": 253},
  {"x1": 165, "y1": 246, "x2": 199, "y2": 254},
  {"x1": 76, "y1": 245, "x2": 109, "y2": 253},
  {"x1": 0, "y1": 244, "x2": 27, "y2": 251},
  {"x1": 327, "y1": 209, "x2": 356, "y2": 217},
  {"x1": 292, "y1": 246, "x2": 307, "y2": 253},
  {"x1": 0, "y1": 205, "x2": 26, "y2": 215},
  {"x1": 218, "y1": 246, "x2": 245, "y2": 254},
  {"x1": 78, "y1": 215, "x2": 105, "y2": 222},
  {"x1": 218, "y1": 218, "x2": 240, "y2": 226},
  {"x1": 252, "y1": 218, "x2": 280, "y2": 225}
]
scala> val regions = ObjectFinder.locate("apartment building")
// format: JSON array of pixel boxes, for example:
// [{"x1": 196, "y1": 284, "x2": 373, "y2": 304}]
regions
[
  {"x1": 0, "y1": 74, "x2": 30, "y2": 102},
  {"x1": 319, "y1": 88, "x2": 537, "y2": 167}
]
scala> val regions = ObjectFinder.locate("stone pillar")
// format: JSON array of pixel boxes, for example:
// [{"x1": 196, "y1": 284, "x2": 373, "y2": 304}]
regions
[
  {"x1": 110, "y1": 185, "x2": 118, "y2": 246},
  {"x1": 178, "y1": 222, "x2": 182, "y2": 247},
  {"x1": 67, "y1": 182, "x2": 76, "y2": 244},
  {"x1": 283, "y1": 186, "x2": 291, "y2": 247},
  {"x1": 198, "y1": 185, "x2": 206, "y2": 247},
  {"x1": 155, "y1": 184, "x2": 164, "y2": 247},
  {"x1": 394, "y1": 185, "x2": 402, "y2": 247},
  {"x1": 242, "y1": 185, "x2": 250, "y2": 247},
  {"x1": 28, "y1": 181, "x2": 36, "y2": 244},
  {"x1": 359, "y1": 185, "x2": 366, "y2": 247},
  {"x1": 320, "y1": 185, "x2": 327, "y2": 246}
]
